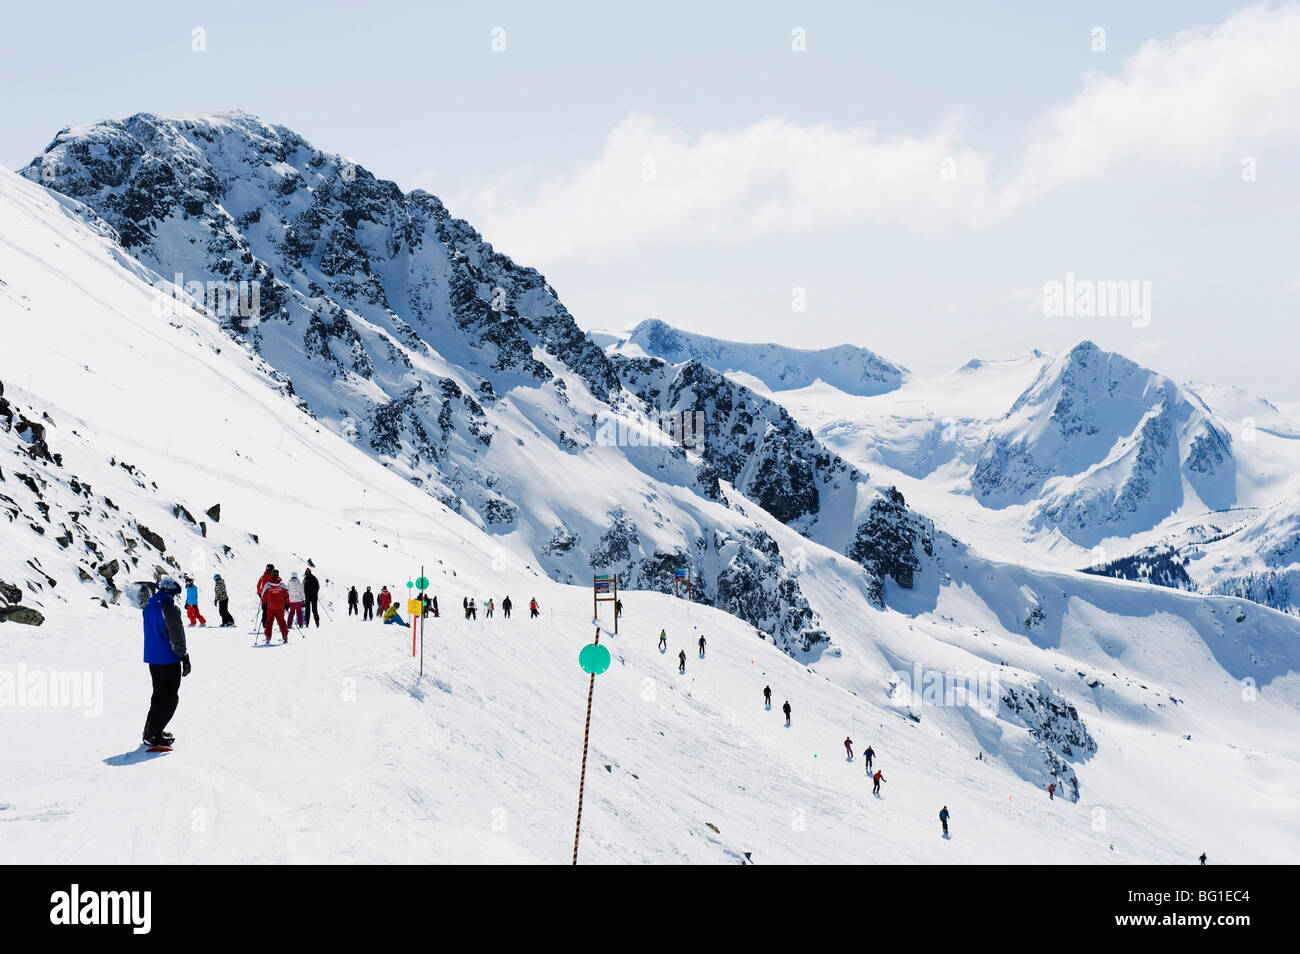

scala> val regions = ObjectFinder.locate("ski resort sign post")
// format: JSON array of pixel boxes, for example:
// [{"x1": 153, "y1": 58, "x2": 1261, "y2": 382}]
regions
[
  {"x1": 573, "y1": 616, "x2": 611, "y2": 865},
  {"x1": 593, "y1": 573, "x2": 618, "y2": 635},
  {"x1": 673, "y1": 566, "x2": 692, "y2": 600},
  {"x1": 407, "y1": 571, "x2": 430, "y2": 675}
]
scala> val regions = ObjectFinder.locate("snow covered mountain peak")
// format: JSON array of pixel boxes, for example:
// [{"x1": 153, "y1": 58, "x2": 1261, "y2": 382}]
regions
[
  {"x1": 608, "y1": 318, "x2": 905, "y2": 397},
  {"x1": 971, "y1": 340, "x2": 1235, "y2": 544}
]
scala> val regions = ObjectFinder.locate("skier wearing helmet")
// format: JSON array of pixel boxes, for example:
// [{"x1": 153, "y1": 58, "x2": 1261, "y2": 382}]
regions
[{"x1": 141, "y1": 577, "x2": 192, "y2": 747}]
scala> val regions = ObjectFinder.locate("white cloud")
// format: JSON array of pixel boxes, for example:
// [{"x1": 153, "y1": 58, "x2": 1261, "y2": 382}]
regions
[
  {"x1": 453, "y1": 3, "x2": 1300, "y2": 263},
  {"x1": 1005, "y1": 2, "x2": 1300, "y2": 208},
  {"x1": 455, "y1": 114, "x2": 996, "y2": 262}
]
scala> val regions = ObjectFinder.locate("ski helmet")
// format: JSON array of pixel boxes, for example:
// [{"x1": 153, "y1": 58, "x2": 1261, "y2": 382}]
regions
[{"x1": 157, "y1": 577, "x2": 182, "y2": 595}]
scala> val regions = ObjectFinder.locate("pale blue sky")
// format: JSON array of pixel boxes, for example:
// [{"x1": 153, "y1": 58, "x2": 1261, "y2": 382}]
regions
[{"x1": 4, "y1": 1, "x2": 1297, "y2": 398}]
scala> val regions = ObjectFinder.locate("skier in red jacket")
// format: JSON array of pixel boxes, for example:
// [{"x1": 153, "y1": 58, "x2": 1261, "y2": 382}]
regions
[
  {"x1": 377, "y1": 586, "x2": 392, "y2": 613},
  {"x1": 261, "y1": 571, "x2": 291, "y2": 643},
  {"x1": 844, "y1": 737, "x2": 854, "y2": 760},
  {"x1": 256, "y1": 564, "x2": 275, "y2": 628}
]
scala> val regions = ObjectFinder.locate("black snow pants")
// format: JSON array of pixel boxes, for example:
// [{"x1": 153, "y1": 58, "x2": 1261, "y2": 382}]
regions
[
  {"x1": 217, "y1": 599, "x2": 235, "y2": 626},
  {"x1": 144, "y1": 662, "x2": 182, "y2": 737}
]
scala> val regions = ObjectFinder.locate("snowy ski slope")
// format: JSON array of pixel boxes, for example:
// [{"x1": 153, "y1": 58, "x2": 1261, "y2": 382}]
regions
[{"x1": 2, "y1": 166, "x2": 1299, "y2": 863}]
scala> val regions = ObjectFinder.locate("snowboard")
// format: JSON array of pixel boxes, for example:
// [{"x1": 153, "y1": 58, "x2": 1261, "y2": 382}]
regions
[{"x1": 144, "y1": 745, "x2": 173, "y2": 754}]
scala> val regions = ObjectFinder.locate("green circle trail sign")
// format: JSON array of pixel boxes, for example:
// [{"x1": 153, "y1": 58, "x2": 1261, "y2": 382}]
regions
[
  {"x1": 579, "y1": 643, "x2": 611, "y2": 675},
  {"x1": 416, "y1": 576, "x2": 429, "y2": 590}
]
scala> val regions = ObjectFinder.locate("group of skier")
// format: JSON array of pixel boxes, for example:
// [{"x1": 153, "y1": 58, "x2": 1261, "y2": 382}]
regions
[
  {"x1": 172, "y1": 574, "x2": 235, "y2": 628},
  {"x1": 457, "y1": 595, "x2": 540, "y2": 620},
  {"x1": 168, "y1": 568, "x2": 324, "y2": 639},
  {"x1": 339, "y1": 587, "x2": 544, "y2": 626},
  {"x1": 659, "y1": 628, "x2": 708, "y2": 674},
  {"x1": 345, "y1": 582, "x2": 384, "y2": 621},
  {"x1": 255, "y1": 564, "x2": 322, "y2": 643}
]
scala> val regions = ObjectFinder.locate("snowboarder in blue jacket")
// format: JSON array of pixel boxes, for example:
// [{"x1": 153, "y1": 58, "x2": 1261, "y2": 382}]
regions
[
  {"x1": 182, "y1": 576, "x2": 206, "y2": 626},
  {"x1": 142, "y1": 578, "x2": 192, "y2": 747}
]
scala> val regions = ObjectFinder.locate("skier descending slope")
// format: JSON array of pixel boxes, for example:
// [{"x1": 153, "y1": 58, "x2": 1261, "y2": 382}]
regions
[
  {"x1": 141, "y1": 577, "x2": 192, "y2": 748},
  {"x1": 213, "y1": 573, "x2": 235, "y2": 627},
  {"x1": 763, "y1": 685, "x2": 771, "y2": 708},
  {"x1": 658, "y1": 629, "x2": 668, "y2": 652},
  {"x1": 864, "y1": 745, "x2": 875, "y2": 771},
  {"x1": 844, "y1": 737, "x2": 853, "y2": 761},
  {"x1": 698, "y1": 634, "x2": 706, "y2": 657},
  {"x1": 940, "y1": 806, "x2": 950, "y2": 837},
  {"x1": 872, "y1": 770, "x2": 886, "y2": 796},
  {"x1": 783, "y1": 700, "x2": 792, "y2": 726},
  {"x1": 261, "y1": 571, "x2": 291, "y2": 644},
  {"x1": 678, "y1": 649, "x2": 687, "y2": 674},
  {"x1": 529, "y1": 597, "x2": 539, "y2": 619},
  {"x1": 502, "y1": 595, "x2": 512, "y2": 619}
]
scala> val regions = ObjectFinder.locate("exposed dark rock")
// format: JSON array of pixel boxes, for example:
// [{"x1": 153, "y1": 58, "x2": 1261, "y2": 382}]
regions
[
  {"x1": 0, "y1": 605, "x2": 44, "y2": 626},
  {"x1": 137, "y1": 524, "x2": 166, "y2": 552},
  {"x1": 848, "y1": 487, "x2": 934, "y2": 605}
]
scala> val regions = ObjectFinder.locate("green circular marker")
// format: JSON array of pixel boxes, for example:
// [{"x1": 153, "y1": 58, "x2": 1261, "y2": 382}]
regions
[
  {"x1": 406, "y1": 581, "x2": 414, "y2": 589},
  {"x1": 579, "y1": 643, "x2": 611, "y2": 675},
  {"x1": 416, "y1": 576, "x2": 429, "y2": 589}
]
